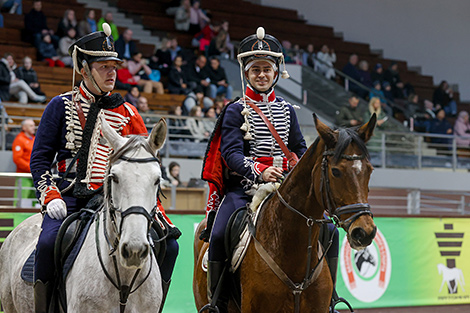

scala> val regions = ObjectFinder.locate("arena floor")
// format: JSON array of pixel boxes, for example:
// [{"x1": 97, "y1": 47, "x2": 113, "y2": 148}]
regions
[{"x1": 339, "y1": 304, "x2": 470, "y2": 312}]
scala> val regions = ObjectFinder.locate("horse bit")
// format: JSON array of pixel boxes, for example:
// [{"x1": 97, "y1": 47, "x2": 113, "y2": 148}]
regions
[
  {"x1": 248, "y1": 148, "x2": 373, "y2": 313},
  {"x1": 95, "y1": 154, "x2": 163, "y2": 313}
]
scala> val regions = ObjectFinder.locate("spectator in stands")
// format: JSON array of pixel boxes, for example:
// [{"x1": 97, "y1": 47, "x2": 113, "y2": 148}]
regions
[
  {"x1": 428, "y1": 108, "x2": 453, "y2": 151},
  {"x1": 149, "y1": 37, "x2": 173, "y2": 76},
  {"x1": 127, "y1": 52, "x2": 164, "y2": 94},
  {"x1": 174, "y1": 0, "x2": 191, "y2": 32},
  {"x1": 136, "y1": 95, "x2": 159, "y2": 128},
  {"x1": 168, "y1": 105, "x2": 191, "y2": 139},
  {"x1": 98, "y1": 12, "x2": 119, "y2": 40},
  {"x1": 0, "y1": 14, "x2": 3, "y2": 28},
  {"x1": 220, "y1": 20, "x2": 234, "y2": 58},
  {"x1": 2, "y1": 0, "x2": 22, "y2": 14},
  {"x1": 213, "y1": 95, "x2": 225, "y2": 116},
  {"x1": 369, "y1": 80, "x2": 386, "y2": 104},
  {"x1": 454, "y1": 111, "x2": 470, "y2": 156},
  {"x1": 0, "y1": 54, "x2": 10, "y2": 101},
  {"x1": 56, "y1": 9, "x2": 78, "y2": 39},
  {"x1": 38, "y1": 34, "x2": 65, "y2": 67},
  {"x1": 203, "y1": 106, "x2": 216, "y2": 131},
  {"x1": 384, "y1": 62, "x2": 405, "y2": 99},
  {"x1": 207, "y1": 57, "x2": 232, "y2": 100},
  {"x1": 12, "y1": 118, "x2": 35, "y2": 173},
  {"x1": 281, "y1": 40, "x2": 294, "y2": 64},
  {"x1": 316, "y1": 44, "x2": 336, "y2": 80},
  {"x1": 168, "y1": 55, "x2": 191, "y2": 95},
  {"x1": 207, "y1": 29, "x2": 230, "y2": 59},
  {"x1": 189, "y1": 0, "x2": 210, "y2": 35},
  {"x1": 342, "y1": 54, "x2": 362, "y2": 94},
  {"x1": 335, "y1": 95, "x2": 363, "y2": 128},
  {"x1": 187, "y1": 105, "x2": 209, "y2": 142},
  {"x1": 382, "y1": 81, "x2": 394, "y2": 103},
  {"x1": 78, "y1": 9, "x2": 97, "y2": 37},
  {"x1": 291, "y1": 44, "x2": 303, "y2": 65},
  {"x1": 193, "y1": 20, "x2": 220, "y2": 53},
  {"x1": 2, "y1": 53, "x2": 46, "y2": 103},
  {"x1": 184, "y1": 54, "x2": 210, "y2": 96},
  {"x1": 124, "y1": 86, "x2": 140, "y2": 107},
  {"x1": 413, "y1": 99, "x2": 436, "y2": 132},
  {"x1": 14, "y1": 56, "x2": 45, "y2": 96},
  {"x1": 406, "y1": 93, "x2": 420, "y2": 117},
  {"x1": 370, "y1": 63, "x2": 384, "y2": 85},
  {"x1": 115, "y1": 29, "x2": 137, "y2": 60},
  {"x1": 357, "y1": 60, "x2": 373, "y2": 98},
  {"x1": 168, "y1": 161, "x2": 183, "y2": 187},
  {"x1": 182, "y1": 91, "x2": 213, "y2": 115},
  {"x1": 24, "y1": 0, "x2": 59, "y2": 48},
  {"x1": 432, "y1": 80, "x2": 457, "y2": 117},
  {"x1": 302, "y1": 44, "x2": 315, "y2": 69},
  {"x1": 57, "y1": 27, "x2": 76, "y2": 67},
  {"x1": 364, "y1": 97, "x2": 388, "y2": 129}
]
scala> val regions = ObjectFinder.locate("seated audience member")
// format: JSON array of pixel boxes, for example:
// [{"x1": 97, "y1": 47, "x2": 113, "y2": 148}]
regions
[
  {"x1": 213, "y1": 95, "x2": 225, "y2": 116},
  {"x1": 14, "y1": 56, "x2": 45, "y2": 96},
  {"x1": 0, "y1": 55, "x2": 11, "y2": 101},
  {"x1": 413, "y1": 99, "x2": 436, "y2": 132},
  {"x1": 382, "y1": 81, "x2": 394, "y2": 102},
  {"x1": 207, "y1": 57, "x2": 232, "y2": 100},
  {"x1": 370, "y1": 63, "x2": 384, "y2": 85},
  {"x1": 2, "y1": 0, "x2": 22, "y2": 14},
  {"x1": 115, "y1": 29, "x2": 137, "y2": 60},
  {"x1": 187, "y1": 105, "x2": 209, "y2": 142},
  {"x1": 292, "y1": 44, "x2": 303, "y2": 65},
  {"x1": 98, "y1": 11, "x2": 119, "y2": 40},
  {"x1": 335, "y1": 95, "x2": 363, "y2": 128},
  {"x1": 24, "y1": 0, "x2": 58, "y2": 47},
  {"x1": 203, "y1": 106, "x2": 216, "y2": 132},
  {"x1": 428, "y1": 109, "x2": 453, "y2": 151},
  {"x1": 406, "y1": 93, "x2": 420, "y2": 117},
  {"x1": 168, "y1": 55, "x2": 191, "y2": 95},
  {"x1": 220, "y1": 20, "x2": 234, "y2": 58},
  {"x1": 124, "y1": 86, "x2": 140, "y2": 107},
  {"x1": 193, "y1": 20, "x2": 220, "y2": 53},
  {"x1": 78, "y1": 9, "x2": 97, "y2": 37},
  {"x1": 364, "y1": 97, "x2": 388, "y2": 130},
  {"x1": 342, "y1": 54, "x2": 361, "y2": 94},
  {"x1": 168, "y1": 105, "x2": 191, "y2": 138},
  {"x1": 369, "y1": 81, "x2": 386, "y2": 104},
  {"x1": 56, "y1": 9, "x2": 78, "y2": 39},
  {"x1": 433, "y1": 80, "x2": 457, "y2": 117},
  {"x1": 384, "y1": 62, "x2": 405, "y2": 99},
  {"x1": 316, "y1": 44, "x2": 336, "y2": 80},
  {"x1": 189, "y1": 0, "x2": 210, "y2": 35},
  {"x1": 128, "y1": 52, "x2": 164, "y2": 94},
  {"x1": 184, "y1": 54, "x2": 210, "y2": 96},
  {"x1": 207, "y1": 30, "x2": 230, "y2": 59},
  {"x1": 302, "y1": 44, "x2": 315, "y2": 69},
  {"x1": 2, "y1": 53, "x2": 46, "y2": 103},
  {"x1": 182, "y1": 91, "x2": 213, "y2": 115},
  {"x1": 57, "y1": 27, "x2": 76, "y2": 67},
  {"x1": 357, "y1": 60, "x2": 373, "y2": 98},
  {"x1": 136, "y1": 96, "x2": 160, "y2": 130},
  {"x1": 174, "y1": 0, "x2": 191, "y2": 32},
  {"x1": 149, "y1": 38, "x2": 173, "y2": 75},
  {"x1": 454, "y1": 111, "x2": 470, "y2": 156},
  {"x1": 38, "y1": 34, "x2": 65, "y2": 67},
  {"x1": 167, "y1": 161, "x2": 183, "y2": 187}
]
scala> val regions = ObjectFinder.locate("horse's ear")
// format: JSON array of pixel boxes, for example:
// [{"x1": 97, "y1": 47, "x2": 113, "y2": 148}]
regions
[
  {"x1": 100, "y1": 116, "x2": 126, "y2": 150},
  {"x1": 357, "y1": 113, "x2": 377, "y2": 143},
  {"x1": 313, "y1": 113, "x2": 337, "y2": 149},
  {"x1": 148, "y1": 118, "x2": 167, "y2": 154}
]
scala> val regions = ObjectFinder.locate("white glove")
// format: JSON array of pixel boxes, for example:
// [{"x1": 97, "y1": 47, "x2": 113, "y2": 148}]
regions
[{"x1": 46, "y1": 199, "x2": 67, "y2": 220}]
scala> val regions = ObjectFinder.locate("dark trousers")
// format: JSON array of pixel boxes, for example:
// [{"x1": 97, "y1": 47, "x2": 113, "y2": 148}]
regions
[{"x1": 160, "y1": 237, "x2": 179, "y2": 282}]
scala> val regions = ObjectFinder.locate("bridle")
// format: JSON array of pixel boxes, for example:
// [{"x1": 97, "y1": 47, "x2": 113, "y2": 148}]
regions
[
  {"x1": 95, "y1": 153, "x2": 162, "y2": 313},
  {"x1": 319, "y1": 149, "x2": 373, "y2": 232}
]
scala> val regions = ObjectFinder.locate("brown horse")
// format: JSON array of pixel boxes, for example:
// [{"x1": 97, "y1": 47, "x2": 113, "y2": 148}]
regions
[{"x1": 194, "y1": 114, "x2": 378, "y2": 312}]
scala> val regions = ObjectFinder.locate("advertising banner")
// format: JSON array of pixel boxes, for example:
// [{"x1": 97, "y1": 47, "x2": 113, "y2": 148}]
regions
[{"x1": 1, "y1": 214, "x2": 469, "y2": 312}]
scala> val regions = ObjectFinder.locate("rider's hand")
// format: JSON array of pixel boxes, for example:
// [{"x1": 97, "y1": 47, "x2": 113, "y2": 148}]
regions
[
  {"x1": 46, "y1": 199, "x2": 67, "y2": 220},
  {"x1": 261, "y1": 167, "x2": 283, "y2": 182}
]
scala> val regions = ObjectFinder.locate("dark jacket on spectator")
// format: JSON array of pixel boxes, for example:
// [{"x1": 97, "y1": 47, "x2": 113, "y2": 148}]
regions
[
  {"x1": 24, "y1": 9, "x2": 48, "y2": 44},
  {"x1": 168, "y1": 66, "x2": 189, "y2": 95},
  {"x1": 15, "y1": 66, "x2": 38, "y2": 86},
  {"x1": 335, "y1": 105, "x2": 363, "y2": 128},
  {"x1": 0, "y1": 60, "x2": 11, "y2": 101},
  {"x1": 429, "y1": 117, "x2": 452, "y2": 145},
  {"x1": 38, "y1": 40, "x2": 58, "y2": 60},
  {"x1": 115, "y1": 38, "x2": 137, "y2": 60},
  {"x1": 183, "y1": 63, "x2": 209, "y2": 93},
  {"x1": 207, "y1": 65, "x2": 228, "y2": 84},
  {"x1": 342, "y1": 62, "x2": 361, "y2": 93}
]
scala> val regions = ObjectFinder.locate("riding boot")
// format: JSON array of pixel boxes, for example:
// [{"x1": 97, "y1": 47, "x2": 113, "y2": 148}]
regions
[
  {"x1": 327, "y1": 257, "x2": 340, "y2": 313},
  {"x1": 34, "y1": 280, "x2": 52, "y2": 313},
  {"x1": 207, "y1": 261, "x2": 228, "y2": 313},
  {"x1": 158, "y1": 279, "x2": 171, "y2": 313}
]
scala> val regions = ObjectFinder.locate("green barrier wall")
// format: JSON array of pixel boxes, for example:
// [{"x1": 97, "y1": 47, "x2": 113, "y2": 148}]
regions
[{"x1": 1, "y1": 214, "x2": 469, "y2": 312}]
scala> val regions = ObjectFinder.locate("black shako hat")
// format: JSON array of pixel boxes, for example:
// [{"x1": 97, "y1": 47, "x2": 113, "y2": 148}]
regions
[{"x1": 68, "y1": 23, "x2": 122, "y2": 73}]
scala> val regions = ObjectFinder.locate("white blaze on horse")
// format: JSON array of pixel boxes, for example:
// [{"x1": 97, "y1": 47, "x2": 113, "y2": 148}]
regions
[{"x1": 0, "y1": 117, "x2": 167, "y2": 313}]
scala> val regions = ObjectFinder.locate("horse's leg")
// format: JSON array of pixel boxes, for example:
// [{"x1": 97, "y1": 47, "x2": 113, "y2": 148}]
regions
[{"x1": 439, "y1": 278, "x2": 445, "y2": 292}]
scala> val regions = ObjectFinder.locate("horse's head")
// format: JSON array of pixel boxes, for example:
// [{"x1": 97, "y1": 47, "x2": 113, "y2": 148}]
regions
[
  {"x1": 101, "y1": 117, "x2": 167, "y2": 268},
  {"x1": 313, "y1": 114, "x2": 377, "y2": 250}
]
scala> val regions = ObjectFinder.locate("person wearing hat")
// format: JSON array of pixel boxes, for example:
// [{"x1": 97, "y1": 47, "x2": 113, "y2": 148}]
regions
[
  {"x1": 29, "y1": 24, "x2": 180, "y2": 313},
  {"x1": 199, "y1": 27, "x2": 307, "y2": 312}
]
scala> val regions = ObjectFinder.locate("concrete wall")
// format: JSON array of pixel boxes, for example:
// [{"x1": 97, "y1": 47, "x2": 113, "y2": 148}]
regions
[{"x1": 261, "y1": 0, "x2": 470, "y2": 101}]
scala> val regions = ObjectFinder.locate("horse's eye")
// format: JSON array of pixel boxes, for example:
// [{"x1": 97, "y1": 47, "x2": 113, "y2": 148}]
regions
[
  {"x1": 155, "y1": 178, "x2": 161, "y2": 186},
  {"x1": 111, "y1": 175, "x2": 119, "y2": 183},
  {"x1": 331, "y1": 168, "x2": 341, "y2": 178}
]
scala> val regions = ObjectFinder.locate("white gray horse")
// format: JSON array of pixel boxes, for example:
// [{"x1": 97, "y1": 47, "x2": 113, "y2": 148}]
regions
[{"x1": 0, "y1": 117, "x2": 167, "y2": 312}]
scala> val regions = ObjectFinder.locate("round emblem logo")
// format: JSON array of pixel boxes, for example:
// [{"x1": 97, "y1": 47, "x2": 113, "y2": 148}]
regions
[{"x1": 340, "y1": 228, "x2": 392, "y2": 303}]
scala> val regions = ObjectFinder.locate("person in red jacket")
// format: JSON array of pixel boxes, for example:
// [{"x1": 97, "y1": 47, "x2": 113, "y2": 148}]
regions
[{"x1": 12, "y1": 118, "x2": 37, "y2": 204}]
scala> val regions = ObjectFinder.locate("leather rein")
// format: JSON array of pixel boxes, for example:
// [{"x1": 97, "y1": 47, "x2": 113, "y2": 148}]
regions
[
  {"x1": 95, "y1": 154, "x2": 162, "y2": 313},
  {"x1": 247, "y1": 148, "x2": 372, "y2": 313}
]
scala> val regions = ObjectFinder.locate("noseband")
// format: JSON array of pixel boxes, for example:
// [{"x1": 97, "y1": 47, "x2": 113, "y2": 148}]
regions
[{"x1": 320, "y1": 150, "x2": 373, "y2": 231}]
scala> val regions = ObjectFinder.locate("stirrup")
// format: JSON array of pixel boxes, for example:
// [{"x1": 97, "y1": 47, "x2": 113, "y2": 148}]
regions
[
  {"x1": 198, "y1": 303, "x2": 220, "y2": 313},
  {"x1": 331, "y1": 296, "x2": 354, "y2": 313}
]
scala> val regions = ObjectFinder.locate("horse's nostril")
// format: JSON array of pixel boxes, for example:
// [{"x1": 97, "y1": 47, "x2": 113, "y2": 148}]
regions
[
  {"x1": 140, "y1": 245, "x2": 149, "y2": 259},
  {"x1": 351, "y1": 228, "x2": 366, "y2": 243},
  {"x1": 121, "y1": 243, "x2": 129, "y2": 259}
]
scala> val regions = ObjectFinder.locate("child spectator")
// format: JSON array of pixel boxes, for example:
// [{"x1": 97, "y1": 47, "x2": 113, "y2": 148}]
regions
[
  {"x1": 14, "y1": 56, "x2": 45, "y2": 96},
  {"x1": 124, "y1": 85, "x2": 140, "y2": 107},
  {"x1": 207, "y1": 57, "x2": 232, "y2": 100},
  {"x1": 369, "y1": 81, "x2": 386, "y2": 104},
  {"x1": 78, "y1": 9, "x2": 97, "y2": 37},
  {"x1": 38, "y1": 34, "x2": 65, "y2": 67},
  {"x1": 382, "y1": 81, "x2": 394, "y2": 102},
  {"x1": 57, "y1": 27, "x2": 76, "y2": 67},
  {"x1": 203, "y1": 106, "x2": 216, "y2": 132},
  {"x1": 370, "y1": 63, "x2": 384, "y2": 85},
  {"x1": 56, "y1": 9, "x2": 78, "y2": 39}
]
